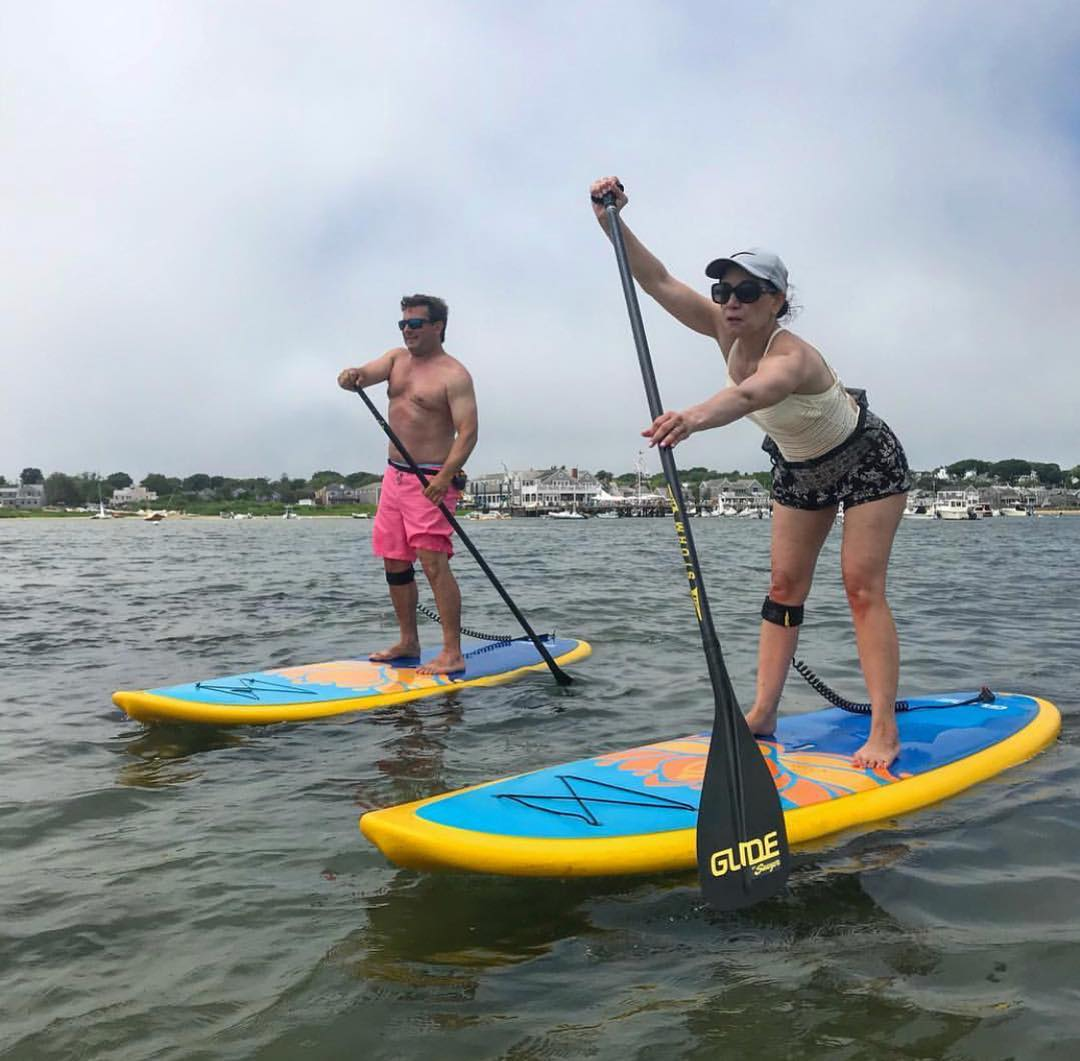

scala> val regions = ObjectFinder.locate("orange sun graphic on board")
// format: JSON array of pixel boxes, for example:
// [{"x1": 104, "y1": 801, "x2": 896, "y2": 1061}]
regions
[
  {"x1": 268, "y1": 660, "x2": 449, "y2": 693},
  {"x1": 757, "y1": 742, "x2": 903, "y2": 807},
  {"x1": 594, "y1": 735, "x2": 904, "y2": 806},
  {"x1": 596, "y1": 737, "x2": 710, "y2": 791}
]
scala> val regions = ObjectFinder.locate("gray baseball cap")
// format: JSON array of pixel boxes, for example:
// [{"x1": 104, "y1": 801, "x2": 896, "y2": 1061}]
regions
[{"x1": 705, "y1": 248, "x2": 788, "y2": 291}]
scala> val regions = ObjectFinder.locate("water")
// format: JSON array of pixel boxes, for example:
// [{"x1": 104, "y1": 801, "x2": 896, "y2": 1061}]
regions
[{"x1": 2, "y1": 514, "x2": 1078, "y2": 1060}]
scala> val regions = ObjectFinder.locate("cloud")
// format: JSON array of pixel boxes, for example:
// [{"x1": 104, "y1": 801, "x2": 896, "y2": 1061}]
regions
[{"x1": 3, "y1": 0, "x2": 1078, "y2": 482}]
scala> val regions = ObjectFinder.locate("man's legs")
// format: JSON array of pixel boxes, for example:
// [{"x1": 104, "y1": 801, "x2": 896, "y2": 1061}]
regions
[
  {"x1": 369, "y1": 559, "x2": 421, "y2": 661},
  {"x1": 415, "y1": 548, "x2": 464, "y2": 674}
]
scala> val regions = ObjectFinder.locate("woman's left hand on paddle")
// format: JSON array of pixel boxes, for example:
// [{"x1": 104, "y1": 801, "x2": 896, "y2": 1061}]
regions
[{"x1": 644, "y1": 409, "x2": 693, "y2": 448}]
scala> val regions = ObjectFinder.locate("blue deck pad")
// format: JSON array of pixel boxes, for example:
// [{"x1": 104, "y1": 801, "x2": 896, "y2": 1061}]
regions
[
  {"x1": 150, "y1": 637, "x2": 581, "y2": 707},
  {"x1": 418, "y1": 693, "x2": 1039, "y2": 840}
]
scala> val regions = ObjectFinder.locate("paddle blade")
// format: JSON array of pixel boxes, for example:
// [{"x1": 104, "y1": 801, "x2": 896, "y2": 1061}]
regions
[{"x1": 696, "y1": 710, "x2": 791, "y2": 911}]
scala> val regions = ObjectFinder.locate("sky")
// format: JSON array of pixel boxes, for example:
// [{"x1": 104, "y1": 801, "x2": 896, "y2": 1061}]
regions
[{"x1": 3, "y1": 0, "x2": 1079, "y2": 484}]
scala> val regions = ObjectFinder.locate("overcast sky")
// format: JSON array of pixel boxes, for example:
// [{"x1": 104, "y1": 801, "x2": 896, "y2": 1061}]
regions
[{"x1": 4, "y1": 1, "x2": 1078, "y2": 483}]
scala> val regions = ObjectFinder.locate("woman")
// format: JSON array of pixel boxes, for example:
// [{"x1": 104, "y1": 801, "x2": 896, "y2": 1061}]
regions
[{"x1": 590, "y1": 176, "x2": 912, "y2": 770}]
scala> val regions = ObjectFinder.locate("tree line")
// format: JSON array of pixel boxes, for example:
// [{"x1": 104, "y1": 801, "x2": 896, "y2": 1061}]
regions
[
  {"x1": 8, "y1": 468, "x2": 381, "y2": 507},
  {"x1": 599, "y1": 459, "x2": 1079, "y2": 492},
  {"x1": 7, "y1": 456, "x2": 1079, "y2": 509}
]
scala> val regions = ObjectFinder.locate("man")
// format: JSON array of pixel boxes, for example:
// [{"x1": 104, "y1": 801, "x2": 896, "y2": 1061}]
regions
[{"x1": 338, "y1": 294, "x2": 478, "y2": 674}]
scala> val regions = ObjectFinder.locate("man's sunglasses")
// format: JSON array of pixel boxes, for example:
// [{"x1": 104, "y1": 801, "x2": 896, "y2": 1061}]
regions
[
  {"x1": 398, "y1": 317, "x2": 432, "y2": 331},
  {"x1": 710, "y1": 279, "x2": 775, "y2": 305}
]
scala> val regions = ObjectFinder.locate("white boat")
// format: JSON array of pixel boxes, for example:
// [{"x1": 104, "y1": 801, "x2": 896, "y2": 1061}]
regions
[
  {"x1": 1000, "y1": 504, "x2": 1032, "y2": 517},
  {"x1": 282, "y1": 506, "x2": 298, "y2": 520},
  {"x1": 934, "y1": 493, "x2": 976, "y2": 520},
  {"x1": 91, "y1": 490, "x2": 112, "y2": 519},
  {"x1": 142, "y1": 510, "x2": 165, "y2": 522},
  {"x1": 903, "y1": 501, "x2": 936, "y2": 519},
  {"x1": 351, "y1": 512, "x2": 371, "y2": 519},
  {"x1": 549, "y1": 484, "x2": 587, "y2": 519},
  {"x1": 595, "y1": 510, "x2": 618, "y2": 519},
  {"x1": 232, "y1": 512, "x2": 254, "y2": 520}
]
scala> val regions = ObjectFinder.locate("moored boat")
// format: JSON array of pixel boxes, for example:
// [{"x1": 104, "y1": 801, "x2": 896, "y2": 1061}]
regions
[{"x1": 934, "y1": 492, "x2": 976, "y2": 520}]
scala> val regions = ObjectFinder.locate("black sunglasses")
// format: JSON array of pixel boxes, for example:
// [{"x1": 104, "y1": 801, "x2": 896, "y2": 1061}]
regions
[
  {"x1": 398, "y1": 317, "x2": 431, "y2": 331},
  {"x1": 710, "y1": 279, "x2": 774, "y2": 305}
]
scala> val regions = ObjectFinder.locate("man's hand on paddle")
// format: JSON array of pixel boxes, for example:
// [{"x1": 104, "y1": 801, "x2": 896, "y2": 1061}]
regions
[
  {"x1": 589, "y1": 176, "x2": 627, "y2": 222},
  {"x1": 337, "y1": 367, "x2": 363, "y2": 391},
  {"x1": 422, "y1": 470, "x2": 454, "y2": 506},
  {"x1": 644, "y1": 409, "x2": 693, "y2": 448},
  {"x1": 339, "y1": 351, "x2": 396, "y2": 393}
]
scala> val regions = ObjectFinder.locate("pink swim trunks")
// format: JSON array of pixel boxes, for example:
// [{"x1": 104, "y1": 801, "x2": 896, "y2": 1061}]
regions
[{"x1": 371, "y1": 460, "x2": 461, "y2": 561}]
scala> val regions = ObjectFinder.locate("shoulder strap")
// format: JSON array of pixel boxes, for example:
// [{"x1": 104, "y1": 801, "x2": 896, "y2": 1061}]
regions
[{"x1": 762, "y1": 327, "x2": 785, "y2": 355}]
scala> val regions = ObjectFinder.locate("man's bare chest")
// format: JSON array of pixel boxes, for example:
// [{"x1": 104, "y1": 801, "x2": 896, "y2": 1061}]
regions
[{"x1": 389, "y1": 372, "x2": 449, "y2": 414}]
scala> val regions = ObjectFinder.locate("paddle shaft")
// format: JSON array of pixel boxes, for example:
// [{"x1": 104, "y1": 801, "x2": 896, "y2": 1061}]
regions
[
  {"x1": 355, "y1": 388, "x2": 573, "y2": 686},
  {"x1": 601, "y1": 196, "x2": 789, "y2": 907},
  {"x1": 602, "y1": 199, "x2": 748, "y2": 829}
]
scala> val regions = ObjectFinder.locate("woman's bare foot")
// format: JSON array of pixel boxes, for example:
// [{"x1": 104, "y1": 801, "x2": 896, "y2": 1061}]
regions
[
  {"x1": 416, "y1": 650, "x2": 466, "y2": 675},
  {"x1": 369, "y1": 641, "x2": 420, "y2": 663},
  {"x1": 743, "y1": 703, "x2": 778, "y2": 737},
  {"x1": 852, "y1": 730, "x2": 901, "y2": 771}
]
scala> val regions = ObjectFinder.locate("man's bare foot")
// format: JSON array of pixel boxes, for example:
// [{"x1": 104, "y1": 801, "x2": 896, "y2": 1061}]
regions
[
  {"x1": 743, "y1": 703, "x2": 778, "y2": 737},
  {"x1": 852, "y1": 732, "x2": 901, "y2": 771},
  {"x1": 369, "y1": 641, "x2": 420, "y2": 663},
  {"x1": 416, "y1": 650, "x2": 466, "y2": 675}
]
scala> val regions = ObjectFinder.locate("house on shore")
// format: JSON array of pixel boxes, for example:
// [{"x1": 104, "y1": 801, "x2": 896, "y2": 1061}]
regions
[
  {"x1": 0, "y1": 483, "x2": 44, "y2": 508},
  {"x1": 467, "y1": 467, "x2": 600, "y2": 513}
]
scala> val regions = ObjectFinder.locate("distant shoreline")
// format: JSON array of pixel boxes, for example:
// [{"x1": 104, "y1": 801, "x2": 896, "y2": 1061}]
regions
[
  {"x1": 4, "y1": 507, "x2": 1079, "y2": 521},
  {"x1": 0, "y1": 509, "x2": 377, "y2": 520}
]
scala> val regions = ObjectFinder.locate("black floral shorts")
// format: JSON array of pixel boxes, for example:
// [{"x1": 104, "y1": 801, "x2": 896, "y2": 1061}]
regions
[{"x1": 762, "y1": 391, "x2": 913, "y2": 511}]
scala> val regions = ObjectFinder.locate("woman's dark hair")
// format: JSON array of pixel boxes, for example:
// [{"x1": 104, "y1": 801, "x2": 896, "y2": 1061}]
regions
[
  {"x1": 763, "y1": 282, "x2": 797, "y2": 322},
  {"x1": 401, "y1": 294, "x2": 448, "y2": 341}
]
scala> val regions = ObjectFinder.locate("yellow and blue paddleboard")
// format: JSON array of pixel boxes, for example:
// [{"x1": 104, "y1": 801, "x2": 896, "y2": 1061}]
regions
[
  {"x1": 113, "y1": 636, "x2": 590, "y2": 724},
  {"x1": 360, "y1": 691, "x2": 1059, "y2": 877}
]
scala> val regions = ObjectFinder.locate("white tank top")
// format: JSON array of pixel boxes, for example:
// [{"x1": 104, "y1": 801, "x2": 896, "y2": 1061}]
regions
[{"x1": 726, "y1": 328, "x2": 859, "y2": 461}]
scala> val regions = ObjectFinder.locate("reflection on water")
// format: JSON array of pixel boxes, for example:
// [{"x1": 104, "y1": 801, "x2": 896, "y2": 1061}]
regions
[
  {"x1": 357, "y1": 698, "x2": 467, "y2": 810},
  {"x1": 115, "y1": 724, "x2": 251, "y2": 788},
  {"x1": 348, "y1": 871, "x2": 614, "y2": 973}
]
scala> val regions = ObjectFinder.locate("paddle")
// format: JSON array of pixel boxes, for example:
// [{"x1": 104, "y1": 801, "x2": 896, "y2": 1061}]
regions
[
  {"x1": 599, "y1": 193, "x2": 790, "y2": 909},
  {"x1": 354, "y1": 387, "x2": 573, "y2": 686}
]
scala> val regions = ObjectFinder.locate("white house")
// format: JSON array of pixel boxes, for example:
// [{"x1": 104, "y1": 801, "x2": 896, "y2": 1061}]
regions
[
  {"x1": 516, "y1": 468, "x2": 600, "y2": 510},
  {"x1": 700, "y1": 477, "x2": 767, "y2": 512},
  {"x1": 467, "y1": 472, "x2": 512, "y2": 510},
  {"x1": 112, "y1": 485, "x2": 158, "y2": 505},
  {"x1": 0, "y1": 483, "x2": 44, "y2": 507}
]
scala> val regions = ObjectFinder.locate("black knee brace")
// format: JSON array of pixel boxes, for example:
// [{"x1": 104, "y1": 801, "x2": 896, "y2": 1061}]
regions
[
  {"x1": 762, "y1": 596, "x2": 804, "y2": 628},
  {"x1": 386, "y1": 565, "x2": 416, "y2": 586}
]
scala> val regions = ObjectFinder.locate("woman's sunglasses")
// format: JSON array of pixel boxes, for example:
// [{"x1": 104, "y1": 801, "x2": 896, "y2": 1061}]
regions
[
  {"x1": 710, "y1": 279, "x2": 775, "y2": 305},
  {"x1": 398, "y1": 317, "x2": 431, "y2": 331}
]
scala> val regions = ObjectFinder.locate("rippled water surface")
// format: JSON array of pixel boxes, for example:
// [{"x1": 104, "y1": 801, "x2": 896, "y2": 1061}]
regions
[{"x1": 3, "y1": 514, "x2": 1078, "y2": 1060}]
